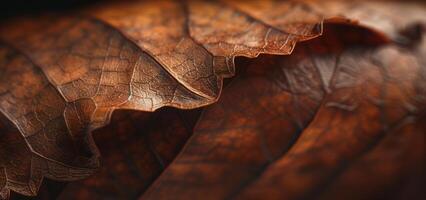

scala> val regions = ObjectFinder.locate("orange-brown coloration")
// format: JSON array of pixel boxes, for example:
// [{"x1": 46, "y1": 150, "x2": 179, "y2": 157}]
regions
[
  {"x1": 0, "y1": 1, "x2": 325, "y2": 197},
  {"x1": 143, "y1": 25, "x2": 425, "y2": 200},
  {"x1": 0, "y1": 0, "x2": 425, "y2": 199}
]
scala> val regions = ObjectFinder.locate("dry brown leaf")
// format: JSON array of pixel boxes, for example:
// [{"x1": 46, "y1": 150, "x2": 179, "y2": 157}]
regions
[
  {"x1": 56, "y1": 108, "x2": 201, "y2": 200},
  {"x1": 229, "y1": 0, "x2": 426, "y2": 41},
  {"x1": 0, "y1": 0, "x2": 323, "y2": 197},
  {"x1": 142, "y1": 24, "x2": 425, "y2": 200},
  {"x1": 0, "y1": 0, "x2": 424, "y2": 199}
]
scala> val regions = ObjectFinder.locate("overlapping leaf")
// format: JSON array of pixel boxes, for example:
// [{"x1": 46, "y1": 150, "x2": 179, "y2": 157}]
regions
[
  {"x1": 143, "y1": 24, "x2": 425, "y2": 200},
  {"x1": 0, "y1": 0, "x2": 424, "y2": 199}
]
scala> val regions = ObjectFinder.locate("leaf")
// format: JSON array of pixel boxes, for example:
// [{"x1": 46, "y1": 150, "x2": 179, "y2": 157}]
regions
[
  {"x1": 0, "y1": 0, "x2": 424, "y2": 199},
  {"x1": 229, "y1": 0, "x2": 426, "y2": 41},
  {"x1": 142, "y1": 24, "x2": 425, "y2": 200},
  {"x1": 0, "y1": 0, "x2": 324, "y2": 197},
  {"x1": 57, "y1": 108, "x2": 201, "y2": 200}
]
